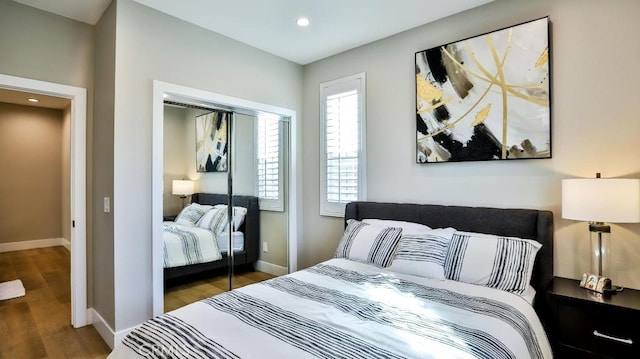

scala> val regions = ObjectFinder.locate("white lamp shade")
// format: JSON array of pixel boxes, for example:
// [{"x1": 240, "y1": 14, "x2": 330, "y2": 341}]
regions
[
  {"x1": 562, "y1": 178, "x2": 640, "y2": 223},
  {"x1": 172, "y1": 180, "x2": 194, "y2": 196}
]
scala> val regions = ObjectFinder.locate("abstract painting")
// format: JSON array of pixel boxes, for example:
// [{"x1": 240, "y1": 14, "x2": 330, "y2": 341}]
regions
[
  {"x1": 196, "y1": 111, "x2": 228, "y2": 172},
  {"x1": 415, "y1": 17, "x2": 550, "y2": 163}
]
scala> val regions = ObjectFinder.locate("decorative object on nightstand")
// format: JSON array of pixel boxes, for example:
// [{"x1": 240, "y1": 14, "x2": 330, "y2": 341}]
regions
[
  {"x1": 547, "y1": 277, "x2": 640, "y2": 358},
  {"x1": 172, "y1": 179, "x2": 194, "y2": 209},
  {"x1": 562, "y1": 173, "x2": 640, "y2": 288}
]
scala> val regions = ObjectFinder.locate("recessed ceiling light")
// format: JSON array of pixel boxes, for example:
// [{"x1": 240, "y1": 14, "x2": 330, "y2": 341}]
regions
[
  {"x1": 27, "y1": 98, "x2": 39, "y2": 103},
  {"x1": 296, "y1": 17, "x2": 310, "y2": 27}
]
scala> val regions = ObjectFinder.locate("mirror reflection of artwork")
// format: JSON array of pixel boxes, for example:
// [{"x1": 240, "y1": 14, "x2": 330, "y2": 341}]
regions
[
  {"x1": 196, "y1": 111, "x2": 228, "y2": 172},
  {"x1": 415, "y1": 17, "x2": 550, "y2": 163}
]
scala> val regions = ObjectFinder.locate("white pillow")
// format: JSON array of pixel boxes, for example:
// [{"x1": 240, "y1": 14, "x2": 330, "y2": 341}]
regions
[
  {"x1": 387, "y1": 228, "x2": 456, "y2": 280},
  {"x1": 335, "y1": 219, "x2": 402, "y2": 267},
  {"x1": 362, "y1": 219, "x2": 432, "y2": 233},
  {"x1": 443, "y1": 231, "x2": 541, "y2": 295},
  {"x1": 198, "y1": 205, "x2": 248, "y2": 232},
  {"x1": 521, "y1": 285, "x2": 537, "y2": 305},
  {"x1": 174, "y1": 203, "x2": 212, "y2": 227}
]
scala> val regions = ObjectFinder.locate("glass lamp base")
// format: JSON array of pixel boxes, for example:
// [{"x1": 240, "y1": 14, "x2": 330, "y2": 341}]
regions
[{"x1": 589, "y1": 224, "x2": 611, "y2": 277}]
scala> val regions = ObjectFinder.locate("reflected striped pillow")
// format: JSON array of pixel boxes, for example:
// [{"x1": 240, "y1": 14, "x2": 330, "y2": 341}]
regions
[
  {"x1": 335, "y1": 219, "x2": 402, "y2": 267},
  {"x1": 174, "y1": 204, "x2": 211, "y2": 227},
  {"x1": 444, "y1": 232, "x2": 542, "y2": 294},
  {"x1": 207, "y1": 207, "x2": 229, "y2": 235}
]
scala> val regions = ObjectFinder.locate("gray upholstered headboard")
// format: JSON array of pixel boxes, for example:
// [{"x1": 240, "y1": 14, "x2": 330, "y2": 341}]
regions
[
  {"x1": 345, "y1": 201, "x2": 554, "y2": 305},
  {"x1": 191, "y1": 193, "x2": 260, "y2": 264}
]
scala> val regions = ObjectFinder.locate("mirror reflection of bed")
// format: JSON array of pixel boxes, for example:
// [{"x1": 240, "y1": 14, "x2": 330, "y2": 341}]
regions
[{"x1": 162, "y1": 104, "x2": 289, "y2": 312}]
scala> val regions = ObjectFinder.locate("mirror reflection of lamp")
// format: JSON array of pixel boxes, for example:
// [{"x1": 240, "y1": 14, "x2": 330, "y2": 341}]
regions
[
  {"x1": 562, "y1": 173, "x2": 640, "y2": 290},
  {"x1": 172, "y1": 180, "x2": 194, "y2": 209}
]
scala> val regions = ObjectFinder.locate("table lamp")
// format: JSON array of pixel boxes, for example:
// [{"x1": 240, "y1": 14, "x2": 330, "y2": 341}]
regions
[
  {"x1": 172, "y1": 179, "x2": 194, "y2": 208},
  {"x1": 562, "y1": 173, "x2": 640, "y2": 285}
]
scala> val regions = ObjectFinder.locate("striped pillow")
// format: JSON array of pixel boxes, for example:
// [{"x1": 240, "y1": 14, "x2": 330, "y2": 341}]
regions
[
  {"x1": 201, "y1": 207, "x2": 229, "y2": 235},
  {"x1": 443, "y1": 232, "x2": 542, "y2": 295},
  {"x1": 387, "y1": 228, "x2": 456, "y2": 280},
  {"x1": 174, "y1": 203, "x2": 211, "y2": 227},
  {"x1": 335, "y1": 219, "x2": 402, "y2": 267}
]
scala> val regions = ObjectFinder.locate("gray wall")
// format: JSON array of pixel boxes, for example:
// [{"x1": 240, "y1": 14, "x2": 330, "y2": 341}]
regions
[
  {"x1": 0, "y1": 0, "x2": 94, "y2": 88},
  {"x1": 109, "y1": 0, "x2": 303, "y2": 331},
  {"x1": 0, "y1": 0, "x2": 96, "y2": 306},
  {"x1": 162, "y1": 105, "x2": 198, "y2": 216},
  {"x1": 92, "y1": 0, "x2": 117, "y2": 327},
  {"x1": 0, "y1": 103, "x2": 63, "y2": 243},
  {"x1": 301, "y1": 0, "x2": 640, "y2": 288}
]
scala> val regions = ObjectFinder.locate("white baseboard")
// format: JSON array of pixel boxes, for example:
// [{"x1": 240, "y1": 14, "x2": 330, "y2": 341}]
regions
[
  {"x1": 0, "y1": 237, "x2": 70, "y2": 253},
  {"x1": 89, "y1": 308, "x2": 115, "y2": 349},
  {"x1": 61, "y1": 238, "x2": 71, "y2": 251},
  {"x1": 89, "y1": 308, "x2": 138, "y2": 350},
  {"x1": 255, "y1": 260, "x2": 288, "y2": 276}
]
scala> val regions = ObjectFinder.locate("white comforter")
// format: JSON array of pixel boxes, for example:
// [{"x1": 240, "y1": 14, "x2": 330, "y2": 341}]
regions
[
  {"x1": 110, "y1": 258, "x2": 552, "y2": 358},
  {"x1": 163, "y1": 222, "x2": 222, "y2": 268}
]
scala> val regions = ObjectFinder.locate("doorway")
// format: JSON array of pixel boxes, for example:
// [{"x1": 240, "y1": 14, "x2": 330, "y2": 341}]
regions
[
  {"x1": 151, "y1": 80, "x2": 299, "y2": 316},
  {"x1": 0, "y1": 74, "x2": 88, "y2": 328}
]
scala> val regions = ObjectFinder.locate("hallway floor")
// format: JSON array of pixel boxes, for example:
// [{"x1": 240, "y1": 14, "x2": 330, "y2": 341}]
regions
[{"x1": 0, "y1": 246, "x2": 110, "y2": 358}]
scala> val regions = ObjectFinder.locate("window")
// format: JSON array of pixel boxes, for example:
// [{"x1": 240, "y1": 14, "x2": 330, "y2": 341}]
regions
[
  {"x1": 256, "y1": 113, "x2": 284, "y2": 211},
  {"x1": 320, "y1": 73, "x2": 366, "y2": 217}
]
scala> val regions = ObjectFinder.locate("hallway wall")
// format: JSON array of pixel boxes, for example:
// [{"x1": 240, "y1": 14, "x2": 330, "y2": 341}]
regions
[{"x1": 0, "y1": 102, "x2": 64, "y2": 244}]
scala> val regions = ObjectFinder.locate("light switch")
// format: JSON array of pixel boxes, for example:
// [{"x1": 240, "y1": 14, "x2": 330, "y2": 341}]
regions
[{"x1": 104, "y1": 197, "x2": 110, "y2": 213}]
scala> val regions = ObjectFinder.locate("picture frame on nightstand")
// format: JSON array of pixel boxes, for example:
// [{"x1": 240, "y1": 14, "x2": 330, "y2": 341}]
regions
[{"x1": 579, "y1": 272, "x2": 613, "y2": 294}]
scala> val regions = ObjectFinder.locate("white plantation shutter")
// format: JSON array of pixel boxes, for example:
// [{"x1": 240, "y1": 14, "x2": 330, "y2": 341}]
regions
[
  {"x1": 257, "y1": 113, "x2": 283, "y2": 211},
  {"x1": 320, "y1": 73, "x2": 366, "y2": 217},
  {"x1": 326, "y1": 90, "x2": 359, "y2": 203}
]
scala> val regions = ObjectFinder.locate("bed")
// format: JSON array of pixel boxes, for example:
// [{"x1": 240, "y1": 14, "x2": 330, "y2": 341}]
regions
[
  {"x1": 163, "y1": 193, "x2": 260, "y2": 282},
  {"x1": 111, "y1": 201, "x2": 554, "y2": 358}
]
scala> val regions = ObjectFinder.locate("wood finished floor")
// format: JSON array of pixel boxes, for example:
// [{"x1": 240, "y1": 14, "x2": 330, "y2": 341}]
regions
[
  {"x1": 0, "y1": 246, "x2": 276, "y2": 358},
  {"x1": 0, "y1": 246, "x2": 110, "y2": 359},
  {"x1": 164, "y1": 268, "x2": 276, "y2": 312}
]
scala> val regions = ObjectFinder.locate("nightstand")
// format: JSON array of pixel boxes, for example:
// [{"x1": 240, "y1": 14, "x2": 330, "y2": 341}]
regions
[
  {"x1": 163, "y1": 215, "x2": 176, "y2": 222},
  {"x1": 546, "y1": 277, "x2": 640, "y2": 358}
]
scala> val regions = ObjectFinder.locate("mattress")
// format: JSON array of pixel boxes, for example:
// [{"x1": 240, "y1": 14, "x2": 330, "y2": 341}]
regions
[
  {"x1": 110, "y1": 258, "x2": 552, "y2": 359},
  {"x1": 216, "y1": 231, "x2": 245, "y2": 253}
]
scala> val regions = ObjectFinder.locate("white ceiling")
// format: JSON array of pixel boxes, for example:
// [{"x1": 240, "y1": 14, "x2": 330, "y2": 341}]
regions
[{"x1": 12, "y1": 0, "x2": 493, "y2": 65}]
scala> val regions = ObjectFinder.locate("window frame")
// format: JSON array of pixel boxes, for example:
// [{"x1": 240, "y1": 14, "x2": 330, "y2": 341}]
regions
[{"x1": 319, "y1": 72, "x2": 367, "y2": 217}]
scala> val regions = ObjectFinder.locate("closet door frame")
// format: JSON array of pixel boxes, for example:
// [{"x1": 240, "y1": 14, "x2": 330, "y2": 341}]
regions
[{"x1": 151, "y1": 81, "x2": 299, "y2": 317}]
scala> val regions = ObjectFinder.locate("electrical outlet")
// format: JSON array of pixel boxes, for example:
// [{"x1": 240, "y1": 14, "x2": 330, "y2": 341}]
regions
[{"x1": 263, "y1": 242, "x2": 268, "y2": 252}]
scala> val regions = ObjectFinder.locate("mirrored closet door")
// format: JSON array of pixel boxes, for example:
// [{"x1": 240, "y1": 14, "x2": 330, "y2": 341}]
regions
[
  {"x1": 161, "y1": 99, "x2": 290, "y2": 313},
  {"x1": 230, "y1": 113, "x2": 289, "y2": 290}
]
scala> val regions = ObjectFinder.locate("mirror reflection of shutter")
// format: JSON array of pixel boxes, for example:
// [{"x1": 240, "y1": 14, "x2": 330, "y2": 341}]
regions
[
  {"x1": 325, "y1": 90, "x2": 359, "y2": 204},
  {"x1": 257, "y1": 114, "x2": 283, "y2": 211}
]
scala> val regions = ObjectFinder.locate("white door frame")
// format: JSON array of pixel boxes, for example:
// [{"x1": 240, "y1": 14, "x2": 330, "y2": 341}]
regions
[
  {"x1": 0, "y1": 74, "x2": 87, "y2": 327},
  {"x1": 152, "y1": 80, "x2": 299, "y2": 316}
]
